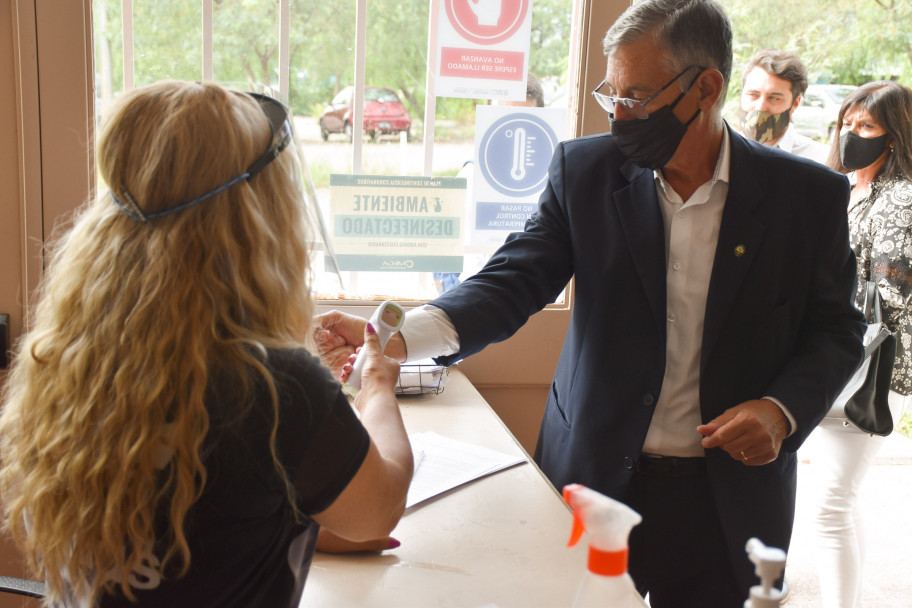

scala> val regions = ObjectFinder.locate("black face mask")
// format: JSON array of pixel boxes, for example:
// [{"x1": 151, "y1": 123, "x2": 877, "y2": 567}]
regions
[
  {"x1": 839, "y1": 130, "x2": 889, "y2": 171},
  {"x1": 610, "y1": 90, "x2": 701, "y2": 170}
]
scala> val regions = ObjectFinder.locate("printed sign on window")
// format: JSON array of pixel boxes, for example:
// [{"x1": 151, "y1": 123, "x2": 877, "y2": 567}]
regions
[
  {"x1": 467, "y1": 105, "x2": 566, "y2": 246},
  {"x1": 329, "y1": 175, "x2": 466, "y2": 272},
  {"x1": 436, "y1": 0, "x2": 533, "y2": 101}
]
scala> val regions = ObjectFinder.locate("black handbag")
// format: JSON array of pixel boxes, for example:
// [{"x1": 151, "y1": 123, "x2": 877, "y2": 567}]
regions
[{"x1": 830, "y1": 281, "x2": 897, "y2": 436}]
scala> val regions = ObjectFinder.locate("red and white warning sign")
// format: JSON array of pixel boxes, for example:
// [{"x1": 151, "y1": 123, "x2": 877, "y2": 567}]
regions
[{"x1": 435, "y1": 0, "x2": 533, "y2": 101}]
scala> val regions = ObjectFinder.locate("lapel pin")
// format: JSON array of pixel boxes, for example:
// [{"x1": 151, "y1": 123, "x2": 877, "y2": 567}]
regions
[{"x1": 734, "y1": 245, "x2": 746, "y2": 257}]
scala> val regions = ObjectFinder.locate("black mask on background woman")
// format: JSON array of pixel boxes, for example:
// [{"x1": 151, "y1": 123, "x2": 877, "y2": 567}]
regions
[{"x1": 839, "y1": 130, "x2": 890, "y2": 170}]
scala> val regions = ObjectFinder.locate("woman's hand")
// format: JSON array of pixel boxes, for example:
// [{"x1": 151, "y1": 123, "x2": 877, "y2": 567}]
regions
[{"x1": 343, "y1": 323, "x2": 400, "y2": 405}]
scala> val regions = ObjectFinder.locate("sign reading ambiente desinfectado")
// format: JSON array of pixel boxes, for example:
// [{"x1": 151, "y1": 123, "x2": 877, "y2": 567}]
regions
[{"x1": 329, "y1": 174, "x2": 467, "y2": 272}]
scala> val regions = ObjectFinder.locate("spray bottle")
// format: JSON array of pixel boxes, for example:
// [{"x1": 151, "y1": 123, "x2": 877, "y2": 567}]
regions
[
  {"x1": 563, "y1": 483, "x2": 650, "y2": 608},
  {"x1": 743, "y1": 537, "x2": 787, "y2": 608}
]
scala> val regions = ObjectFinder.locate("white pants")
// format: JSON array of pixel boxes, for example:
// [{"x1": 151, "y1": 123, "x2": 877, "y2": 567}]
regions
[{"x1": 805, "y1": 392, "x2": 908, "y2": 608}]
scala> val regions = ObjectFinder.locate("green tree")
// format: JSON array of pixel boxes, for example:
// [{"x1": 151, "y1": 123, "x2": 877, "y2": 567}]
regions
[
  {"x1": 365, "y1": 0, "x2": 431, "y2": 118},
  {"x1": 134, "y1": 1, "x2": 203, "y2": 83},
  {"x1": 721, "y1": 0, "x2": 912, "y2": 91},
  {"x1": 289, "y1": 0, "x2": 358, "y2": 111},
  {"x1": 93, "y1": 0, "x2": 572, "y2": 122},
  {"x1": 529, "y1": 0, "x2": 572, "y2": 82},
  {"x1": 212, "y1": 0, "x2": 281, "y2": 87}
]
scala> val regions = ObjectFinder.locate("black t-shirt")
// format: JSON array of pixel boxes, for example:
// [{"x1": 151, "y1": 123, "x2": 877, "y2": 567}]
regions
[{"x1": 99, "y1": 348, "x2": 369, "y2": 607}]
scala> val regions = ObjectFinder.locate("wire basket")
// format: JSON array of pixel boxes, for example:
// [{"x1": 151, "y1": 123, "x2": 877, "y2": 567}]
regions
[{"x1": 396, "y1": 362, "x2": 449, "y2": 395}]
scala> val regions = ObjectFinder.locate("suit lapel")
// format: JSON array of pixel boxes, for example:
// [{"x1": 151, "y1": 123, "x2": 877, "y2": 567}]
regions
[
  {"x1": 614, "y1": 161, "x2": 667, "y2": 339},
  {"x1": 701, "y1": 129, "x2": 767, "y2": 371}
]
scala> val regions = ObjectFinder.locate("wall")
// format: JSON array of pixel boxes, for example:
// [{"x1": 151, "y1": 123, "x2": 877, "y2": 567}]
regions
[
  {"x1": 0, "y1": 1, "x2": 94, "y2": 603},
  {"x1": 1, "y1": 0, "x2": 26, "y2": 367},
  {"x1": 0, "y1": 4, "x2": 33, "y2": 603}
]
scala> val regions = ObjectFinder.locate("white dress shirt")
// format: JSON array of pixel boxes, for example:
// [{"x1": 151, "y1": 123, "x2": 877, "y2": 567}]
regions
[
  {"x1": 400, "y1": 304, "x2": 460, "y2": 361},
  {"x1": 776, "y1": 124, "x2": 830, "y2": 164},
  {"x1": 643, "y1": 132, "x2": 731, "y2": 456},
  {"x1": 402, "y1": 129, "x2": 794, "y2": 456}
]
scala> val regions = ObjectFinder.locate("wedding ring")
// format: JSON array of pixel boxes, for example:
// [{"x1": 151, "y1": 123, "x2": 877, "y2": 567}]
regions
[{"x1": 740, "y1": 451, "x2": 748, "y2": 461}]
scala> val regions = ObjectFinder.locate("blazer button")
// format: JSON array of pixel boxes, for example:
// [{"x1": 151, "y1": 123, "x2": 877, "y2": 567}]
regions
[
  {"x1": 642, "y1": 394, "x2": 654, "y2": 406},
  {"x1": 624, "y1": 456, "x2": 634, "y2": 470}
]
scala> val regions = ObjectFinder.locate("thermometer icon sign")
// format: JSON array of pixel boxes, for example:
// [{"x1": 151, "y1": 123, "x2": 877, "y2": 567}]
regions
[
  {"x1": 510, "y1": 127, "x2": 530, "y2": 180},
  {"x1": 479, "y1": 112, "x2": 559, "y2": 197}
]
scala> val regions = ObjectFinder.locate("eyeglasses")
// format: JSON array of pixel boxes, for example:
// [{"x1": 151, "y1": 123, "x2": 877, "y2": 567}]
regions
[
  {"x1": 112, "y1": 92, "x2": 294, "y2": 222},
  {"x1": 591, "y1": 65, "x2": 704, "y2": 120}
]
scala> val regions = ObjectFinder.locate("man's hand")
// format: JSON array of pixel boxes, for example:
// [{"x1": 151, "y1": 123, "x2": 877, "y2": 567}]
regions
[
  {"x1": 312, "y1": 311, "x2": 367, "y2": 377},
  {"x1": 697, "y1": 399, "x2": 789, "y2": 466}
]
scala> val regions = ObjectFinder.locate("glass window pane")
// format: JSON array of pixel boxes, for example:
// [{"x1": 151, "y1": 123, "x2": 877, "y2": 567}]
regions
[
  {"x1": 133, "y1": 1, "x2": 202, "y2": 86},
  {"x1": 212, "y1": 0, "x2": 280, "y2": 93},
  {"x1": 92, "y1": 0, "x2": 575, "y2": 306}
]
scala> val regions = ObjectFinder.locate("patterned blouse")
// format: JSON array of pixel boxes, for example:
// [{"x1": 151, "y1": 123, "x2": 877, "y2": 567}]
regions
[{"x1": 848, "y1": 175, "x2": 912, "y2": 395}]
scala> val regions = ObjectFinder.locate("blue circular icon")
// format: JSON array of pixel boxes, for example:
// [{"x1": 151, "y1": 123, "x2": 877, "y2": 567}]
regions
[{"x1": 478, "y1": 113, "x2": 559, "y2": 197}]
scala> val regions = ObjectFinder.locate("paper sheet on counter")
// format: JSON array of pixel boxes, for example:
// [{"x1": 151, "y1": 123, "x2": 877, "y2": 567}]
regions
[{"x1": 406, "y1": 431, "x2": 526, "y2": 508}]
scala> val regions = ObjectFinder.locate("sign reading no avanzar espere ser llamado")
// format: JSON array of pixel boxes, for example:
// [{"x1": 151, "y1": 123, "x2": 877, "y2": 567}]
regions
[{"x1": 329, "y1": 174, "x2": 467, "y2": 272}]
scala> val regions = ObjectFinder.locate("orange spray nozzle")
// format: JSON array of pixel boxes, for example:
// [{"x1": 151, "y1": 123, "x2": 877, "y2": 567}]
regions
[{"x1": 563, "y1": 483, "x2": 586, "y2": 547}]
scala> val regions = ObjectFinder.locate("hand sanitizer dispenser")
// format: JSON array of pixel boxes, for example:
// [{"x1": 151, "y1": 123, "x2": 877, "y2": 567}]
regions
[{"x1": 743, "y1": 537, "x2": 787, "y2": 608}]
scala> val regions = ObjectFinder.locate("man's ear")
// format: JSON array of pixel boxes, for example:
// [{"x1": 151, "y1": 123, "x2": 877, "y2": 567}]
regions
[
  {"x1": 697, "y1": 68, "x2": 725, "y2": 111},
  {"x1": 790, "y1": 94, "x2": 802, "y2": 116}
]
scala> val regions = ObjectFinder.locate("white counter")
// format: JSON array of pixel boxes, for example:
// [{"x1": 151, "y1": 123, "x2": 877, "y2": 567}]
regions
[{"x1": 300, "y1": 369, "x2": 588, "y2": 607}]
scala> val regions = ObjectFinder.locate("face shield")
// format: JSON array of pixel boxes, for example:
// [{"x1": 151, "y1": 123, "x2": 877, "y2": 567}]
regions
[{"x1": 248, "y1": 93, "x2": 345, "y2": 296}]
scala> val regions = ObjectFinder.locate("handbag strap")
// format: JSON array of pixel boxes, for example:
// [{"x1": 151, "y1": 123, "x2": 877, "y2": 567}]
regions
[{"x1": 862, "y1": 280, "x2": 882, "y2": 324}]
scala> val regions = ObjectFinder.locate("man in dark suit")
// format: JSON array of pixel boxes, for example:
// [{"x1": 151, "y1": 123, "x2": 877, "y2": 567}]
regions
[{"x1": 314, "y1": 1, "x2": 865, "y2": 605}]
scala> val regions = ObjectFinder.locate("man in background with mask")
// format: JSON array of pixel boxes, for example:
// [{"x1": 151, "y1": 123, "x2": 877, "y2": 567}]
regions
[
  {"x1": 314, "y1": 1, "x2": 864, "y2": 605},
  {"x1": 739, "y1": 48, "x2": 829, "y2": 163}
]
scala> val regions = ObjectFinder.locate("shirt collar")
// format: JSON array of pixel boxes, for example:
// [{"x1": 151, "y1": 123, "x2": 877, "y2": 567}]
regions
[
  {"x1": 775, "y1": 123, "x2": 797, "y2": 153},
  {"x1": 653, "y1": 127, "x2": 731, "y2": 197}
]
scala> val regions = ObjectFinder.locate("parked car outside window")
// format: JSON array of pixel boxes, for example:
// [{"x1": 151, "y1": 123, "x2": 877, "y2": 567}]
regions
[
  {"x1": 791, "y1": 84, "x2": 857, "y2": 143},
  {"x1": 319, "y1": 86, "x2": 412, "y2": 142}
]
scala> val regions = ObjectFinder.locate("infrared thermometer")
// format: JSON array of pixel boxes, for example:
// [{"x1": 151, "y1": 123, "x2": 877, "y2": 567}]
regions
[{"x1": 345, "y1": 300, "x2": 406, "y2": 393}]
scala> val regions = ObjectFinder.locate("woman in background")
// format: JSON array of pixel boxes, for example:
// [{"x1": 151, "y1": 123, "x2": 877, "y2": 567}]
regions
[
  {"x1": 0, "y1": 80, "x2": 412, "y2": 607},
  {"x1": 810, "y1": 80, "x2": 912, "y2": 608}
]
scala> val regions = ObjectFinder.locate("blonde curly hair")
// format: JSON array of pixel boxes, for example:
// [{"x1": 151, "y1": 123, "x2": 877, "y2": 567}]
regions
[{"x1": 0, "y1": 80, "x2": 313, "y2": 605}]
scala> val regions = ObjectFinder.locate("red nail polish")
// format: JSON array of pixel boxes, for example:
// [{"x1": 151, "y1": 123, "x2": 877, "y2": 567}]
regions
[
  {"x1": 366, "y1": 322, "x2": 376, "y2": 334},
  {"x1": 387, "y1": 538, "x2": 401, "y2": 549}
]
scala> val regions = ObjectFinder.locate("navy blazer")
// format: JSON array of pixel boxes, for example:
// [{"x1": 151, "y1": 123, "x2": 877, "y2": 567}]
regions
[{"x1": 432, "y1": 124, "x2": 865, "y2": 587}]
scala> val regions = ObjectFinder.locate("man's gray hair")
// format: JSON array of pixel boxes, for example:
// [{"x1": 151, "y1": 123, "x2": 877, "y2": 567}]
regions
[{"x1": 602, "y1": 0, "x2": 733, "y2": 111}]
